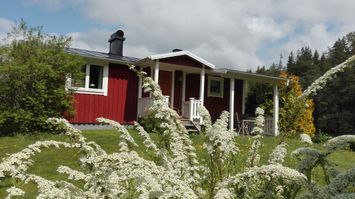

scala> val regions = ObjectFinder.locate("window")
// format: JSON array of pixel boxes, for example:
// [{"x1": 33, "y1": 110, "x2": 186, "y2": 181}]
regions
[
  {"x1": 208, "y1": 76, "x2": 224, "y2": 98},
  {"x1": 68, "y1": 64, "x2": 108, "y2": 96},
  {"x1": 89, "y1": 65, "x2": 103, "y2": 89}
]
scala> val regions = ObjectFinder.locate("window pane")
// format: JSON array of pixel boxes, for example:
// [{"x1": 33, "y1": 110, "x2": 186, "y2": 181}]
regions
[
  {"x1": 71, "y1": 65, "x2": 86, "y2": 88},
  {"x1": 89, "y1": 65, "x2": 103, "y2": 89},
  {"x1": 210, "y1": 80, "x2": 221, "y2": 93}
]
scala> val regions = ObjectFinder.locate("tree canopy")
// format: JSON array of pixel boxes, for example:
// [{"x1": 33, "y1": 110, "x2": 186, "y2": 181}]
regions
[
  {"x1": 0, "y1": 20, "x2": 84, "y2": 135},
  {"x1": 247, "y1": 31, "x2": 355, "y2": 136}
]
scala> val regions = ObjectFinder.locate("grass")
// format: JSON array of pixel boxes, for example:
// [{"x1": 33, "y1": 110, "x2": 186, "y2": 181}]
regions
[{"x1": 0, "y1": 130, "x2": 354, "y2": 198}]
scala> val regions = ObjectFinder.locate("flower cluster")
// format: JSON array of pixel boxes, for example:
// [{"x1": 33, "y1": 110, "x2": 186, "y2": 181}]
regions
[
  {"x1": 215, "y1": 164, "x2": 307, "y2": 199},
  {"x1": 246, "y1": 107, "x2": 265, "y2": 168},
  {"x1": 292, "y1": 134, "x2": 355, "y2": 198},
  {"x1": 268, "y1": 142, "x2": 288, "y2": 165},
  {"x1": 324, "y1": 135, "x2": 355, "y2": 152},
  {"x1": 300, "y1": 133, "x2": 313, "y2": 144},
  {"x1": 202, "y1": 110, "x2": 238, "y2": 163},
  {"x1": 251, "y1": 107, "x2": 265, "y2": 135},
  {"x1": 5, "y1": 187, "x2": 25, "y2": 199}
]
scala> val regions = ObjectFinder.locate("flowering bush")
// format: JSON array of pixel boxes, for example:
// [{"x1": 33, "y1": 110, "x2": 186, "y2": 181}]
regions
[
  {"x1": 0, "y1": 65, "x2": 354, "y2": 198},
  {"x1": 292, "y1": 135, "x2": 355, "y2": 199}
]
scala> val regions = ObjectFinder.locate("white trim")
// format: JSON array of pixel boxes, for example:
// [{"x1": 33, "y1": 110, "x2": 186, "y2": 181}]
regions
[
  {"x1": 170, "y1": 70, "x2": 175, "y2": 108},
  {"x1": 102, "y1": 64, "x2": 109, "y2": 96},
  {"x1": 229, "y1": 78, "x2": 235, "y2": 130},
  {"x1": 199, "y1": 66, "x2": 205, "y2": 104},
  {"x1": 154, "y1": 60, "x2": 159, "y2": 83},
  {"x1": 148, "y1": 50, "x2": 215, "y2": 69},
  {"x1": 84, "y1": 64, "x2": 90, "y2": 88},
  {"x1": 68, "y1": 64, "x2": 109, "y2": 96},
  {"x1": 273, "y1": 84, "x2": 279, "y2": 136},
  {"x1": 138, "y1": 67, "x2": 143, "y2": 98},
  {"x1": 207, "y1": 76, "x2": 224, "y2": 98}
]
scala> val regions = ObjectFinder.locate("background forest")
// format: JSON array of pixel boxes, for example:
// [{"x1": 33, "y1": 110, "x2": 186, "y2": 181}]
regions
[{"x1": 246, "y1": 31, "x2": 355, "y2": 136}]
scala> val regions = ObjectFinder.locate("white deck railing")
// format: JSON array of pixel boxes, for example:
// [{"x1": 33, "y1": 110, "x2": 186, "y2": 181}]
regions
[
  {"x1": 137, "y1": 96, "x2": 169, "y2": 118},
  {"x1": 182, "y1": 98, "x2": 202, "y2": 122},
  {"x1": 241, "y1": 117, "x2": 274, "y2": 135}
]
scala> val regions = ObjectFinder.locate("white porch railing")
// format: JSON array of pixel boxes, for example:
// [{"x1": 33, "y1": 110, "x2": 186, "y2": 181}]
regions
[
  {"x1": 137, "y1": 96, "x2": 169, "y2": 118},
  {"x1": 241, "y1": 117, "x2": 274, "y2": 136},
  {"x1": 182, "y1": 98, "x2": 202, "y2": 122}
]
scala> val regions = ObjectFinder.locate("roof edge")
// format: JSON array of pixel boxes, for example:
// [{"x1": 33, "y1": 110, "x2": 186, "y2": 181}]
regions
[{"x1": 148, "y1": 50, "x2": 215, "y2": 69}]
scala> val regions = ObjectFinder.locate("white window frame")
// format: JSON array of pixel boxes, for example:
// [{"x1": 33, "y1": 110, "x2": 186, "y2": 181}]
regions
[
  {"x1": 208, "y1": 76, "x2": 224, "y2": 98},
  {"x1": 67, "y1": 64, "x2": 109, "y2": 96}
]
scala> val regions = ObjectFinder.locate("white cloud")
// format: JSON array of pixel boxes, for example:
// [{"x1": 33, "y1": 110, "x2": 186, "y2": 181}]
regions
[
  {"x1": 68, "y1": 29, "x2": 111, "y2": 52},
  {"x1": 26, "y1": 0, "x2": 81, "y2": 11},
  {"x1": 18, "y1": 0, "x2": 355, "y2": 70},
  {"x1": 0, "y1": 18, "x2": 13, "y2": 31},
  {"x1": 0, "y1": 18, "x2": 14, "y2": 44}
]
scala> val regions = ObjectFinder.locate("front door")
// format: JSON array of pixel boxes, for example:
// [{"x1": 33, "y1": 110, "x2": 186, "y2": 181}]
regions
[{"x1": 158, "y1": 70, "x2": 172, "y2": 98}]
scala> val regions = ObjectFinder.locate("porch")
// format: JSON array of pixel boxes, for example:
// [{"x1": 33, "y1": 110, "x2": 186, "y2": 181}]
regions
[
  {"x1": 136, "y1": 50, "x2": 284, "y2": 136},
  {"x1": 137, "y1": 96, "x2": 203, "y2": 122},
  {"x1": 137, "y1": 95, "x2": 275, "y2": 135}
]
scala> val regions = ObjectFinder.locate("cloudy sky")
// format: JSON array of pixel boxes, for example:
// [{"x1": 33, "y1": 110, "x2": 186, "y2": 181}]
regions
[{"x1": 1, "y1": 0, "x2": 354, "y2": 70}]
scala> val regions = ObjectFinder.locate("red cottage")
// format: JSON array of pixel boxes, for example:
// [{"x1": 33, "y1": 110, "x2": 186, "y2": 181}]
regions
[{"x1": 66, "y1": 30, "x2": 286, "y2": 136}]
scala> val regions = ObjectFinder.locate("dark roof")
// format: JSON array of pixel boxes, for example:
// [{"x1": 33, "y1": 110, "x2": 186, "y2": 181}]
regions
[
  {"x1": 214, "y1": 68, "x2": 288, "y2": 83},
  {"x1": 66, "y1": 48, "x2": 140, "y2": 63}
]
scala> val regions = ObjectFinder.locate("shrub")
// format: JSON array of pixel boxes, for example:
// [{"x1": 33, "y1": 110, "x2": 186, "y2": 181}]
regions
[
  {"x1": 0, "y1": 20, "x2": 84, "y2": 135},
  {"x1": 278, "y1": 72, "x2": 316, "y2": 137}
]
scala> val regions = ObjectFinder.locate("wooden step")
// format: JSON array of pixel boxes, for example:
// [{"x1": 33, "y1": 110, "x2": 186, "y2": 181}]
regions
[{"x1": 180, "y1": 119, "x2": 201, "y2": 133}]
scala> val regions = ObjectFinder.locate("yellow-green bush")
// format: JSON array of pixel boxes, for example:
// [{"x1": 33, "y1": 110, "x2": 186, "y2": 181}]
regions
[{"x1": 278, "y1": 72, "x2": 316, "y2": 137}]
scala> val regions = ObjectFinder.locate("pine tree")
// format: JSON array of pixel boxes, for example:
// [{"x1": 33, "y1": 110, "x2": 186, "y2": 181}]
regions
[{"x1": 287, "y1": 52, "x2": 296, "y2": 73}]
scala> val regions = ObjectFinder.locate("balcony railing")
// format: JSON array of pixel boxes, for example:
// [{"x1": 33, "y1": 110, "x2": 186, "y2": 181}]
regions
[
  {"x1": 240, "y1": 117, "x2": 274, "y2": 135},
  {"x1": 182, "y1": 98, "x2": 202, "y2": 122},
  {"x1": 137, "y1": 96, "x2": 169, "y2": 118}
]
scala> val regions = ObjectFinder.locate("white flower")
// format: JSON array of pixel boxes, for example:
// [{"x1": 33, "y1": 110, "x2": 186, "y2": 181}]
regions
[
  {"x1": 300, "y1": 133, "x2": 313, "y2": 144},
  {"x1": 324, "y1": 135, "x2": 355, "y2": 152},
  {"x1": 5, "y1": 187, "x2": 25, "y2": 199},
  {"x1": 268, "y1": 142, "x2": 287, "y2": 165},
  {"x1": 214, "y1": 188, "x2": 233, "y2": 199},
  {"x1": 252, "y1": 107, "x2": 265, "y2": 135}
]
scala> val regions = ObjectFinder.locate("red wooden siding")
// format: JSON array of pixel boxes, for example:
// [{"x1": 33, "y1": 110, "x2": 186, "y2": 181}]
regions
[
  {"x1": 158, "y1": 71, "x2": 172, "y2": 96},
  {"x1": 204, "y1": 76, "x2": 230, "y2": 121},
  {"x1": 69, "y1": 64, "x2": 138, "y2": 123},
  {"x1": 173, "y1": 71, "x2": 182, "y2": 113},
  {"x1": 185, "y1": 74, "x2": 200, "y2": 100},
  {"x1": 204, "y1": 77, "x2": 243, "y2": 121},
  {"x1": 160, "y1": 55, "x2": 203, "y2": 68},
  {"x1": 185, "y1": 74, "x2": 243, "y2": 121}
]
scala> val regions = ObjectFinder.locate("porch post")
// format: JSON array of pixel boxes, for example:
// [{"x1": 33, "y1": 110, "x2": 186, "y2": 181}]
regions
[
  {"x1": 242, "y1": 80, "x2": 248, "y2": 114},
  {"x1": 138, "y1": 67, "x2": 142, "y2": 98},
  {"x1": 199, "y1": 65, "x2": 205, "y2": 105},
  {"x1": 229, "y1": 78, "x2": 235, "y2": 130},
  {"x1": 154, "y1": 60, "x2": 159, "y2": 83},
  {"x1": 170, "y1": 70, "x2": 175, "y2": 107},
  {"x1": 273, "y1": 83, "x2": 279, "y2": 136}
]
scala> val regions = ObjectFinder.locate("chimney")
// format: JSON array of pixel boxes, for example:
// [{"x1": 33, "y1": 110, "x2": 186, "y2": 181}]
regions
[
  {"x1": 108, "y1": 30, "x2": 125, "y2": 56},
  {"x1": 172, "y1": 49, "x2": 182, "y2": 52}
]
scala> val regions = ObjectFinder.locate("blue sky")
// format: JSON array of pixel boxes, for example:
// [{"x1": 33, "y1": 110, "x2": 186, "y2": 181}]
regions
[{"x1": 1, "y1": 0, "x2": 354, "y2": 70}]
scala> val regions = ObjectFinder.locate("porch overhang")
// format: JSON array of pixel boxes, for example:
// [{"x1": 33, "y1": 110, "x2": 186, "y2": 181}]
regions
[{"x1": 214, "y1": 68, "x2": 289, "y2": 84}]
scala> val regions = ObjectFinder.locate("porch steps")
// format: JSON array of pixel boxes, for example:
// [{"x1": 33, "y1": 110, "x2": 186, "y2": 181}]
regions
[{"x1": 181, "y1": 118, "x2": 201, "y2": 133}]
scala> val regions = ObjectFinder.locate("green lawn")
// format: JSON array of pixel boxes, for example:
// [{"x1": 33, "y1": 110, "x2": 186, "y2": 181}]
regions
[{"x1": 0, "y1": 130, "x2": 354, "y2": 198}]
